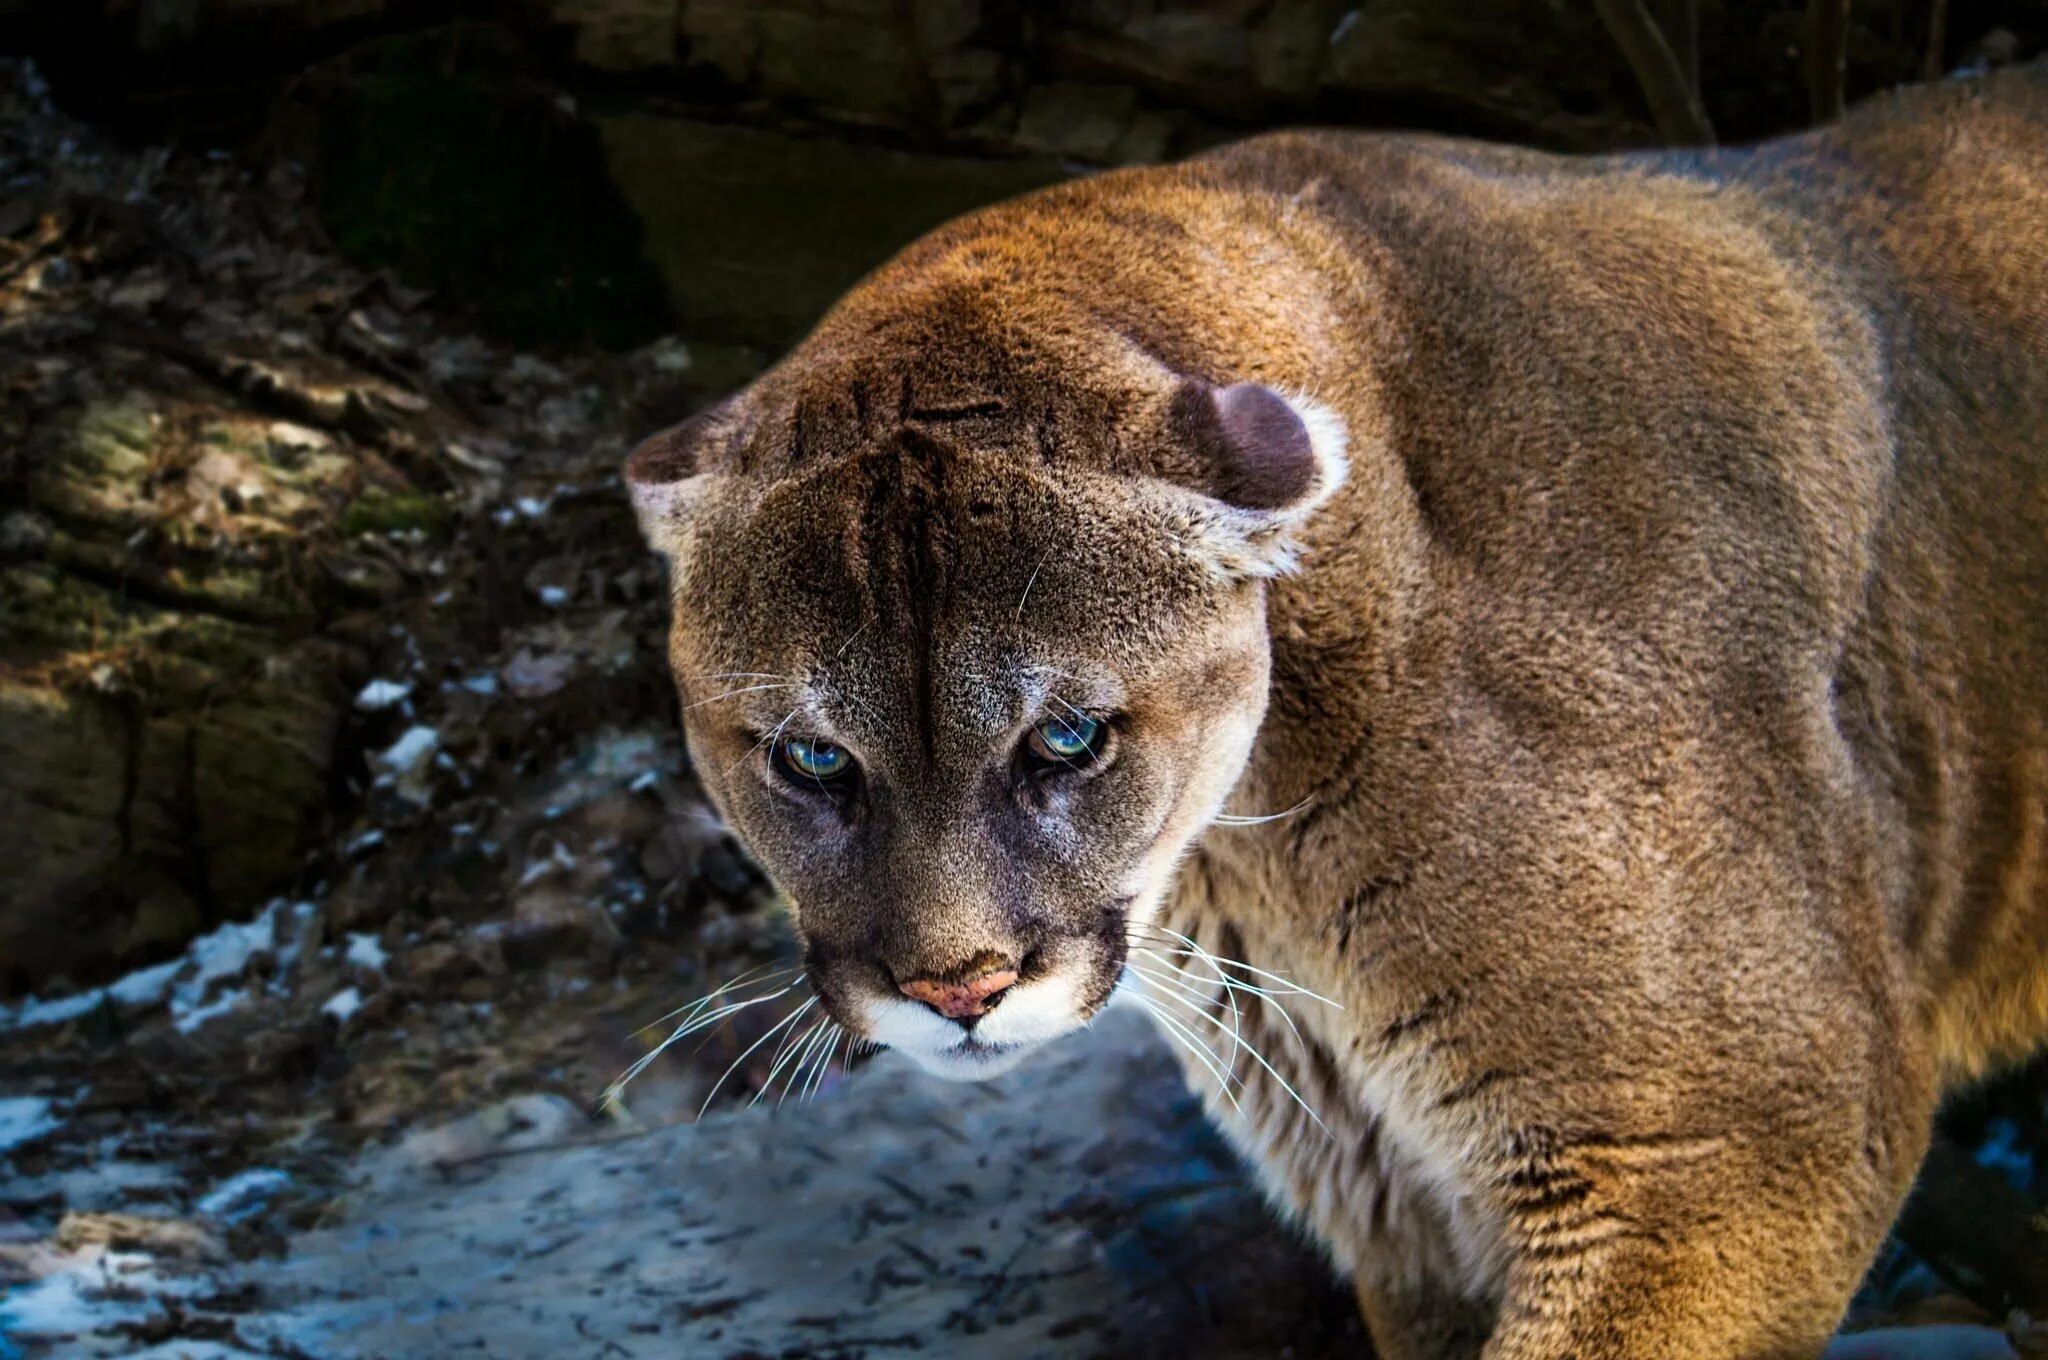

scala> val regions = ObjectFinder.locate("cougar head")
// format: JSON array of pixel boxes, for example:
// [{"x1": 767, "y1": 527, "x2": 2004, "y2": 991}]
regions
[{"x1": 626, "y1": 291, "x2": 1346, "y2": 1079}]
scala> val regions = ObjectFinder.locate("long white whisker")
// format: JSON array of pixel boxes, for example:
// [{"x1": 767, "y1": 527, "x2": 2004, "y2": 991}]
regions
[
  {"x1": 802, "y1": 1026, "x2": 843, "y2": 1103},
  {"x1": 634, "y1": 964, "x2": 797, "y2": 1036},
  {"x1": 833, "y1": 617, "x2": 875, "y2": 659},
  {"x1": 607, "y1": 981, "x2": 803, "y2": 1098},
  {"x1": 1123, "y1": 959, "x2": 1228, "y2": 1011},
  {"x1": 725, "y1": 704, "x2": 803, "y2": 779},
  {"x1": 1211, "y1": 796, "x2": 1316, "y2": 826},
  {"x1": 1134, "y1": 925, "x2": 1343, "y2": 1009},
  {"x1": 1125, "y1": 955, "x2": 1259, "y2": 1065},
  {"x1": 684, "y1": 682, "x2": 800, "y2": 711},
  {"x1": 1015, "y1": 552, "x2": 1050, "y2": 621},
  {"x1": 1134, "y1": 968, "x2": 1328, "y2": 1133},
  {"x1": 1124, "y1": 981, "x2": 1243, "y2": 1115},
  {"x1": 778, "y1": 1019, "x2": 833, "y2": 1106},
  {"x1": 1133, "y1": 941, "x2": 1308, "y2": 1055},
  {"x1": 747, "y1": 999, "x2": 818, "y2": 1110},
  {"x1": 770, "y1": 1020, "x2": 827, "y2": 1106},
  {"x1": 1130, "y1": 996, "x2": 1244, "y2": 1118},
  {"x1": 698, "y1": 998, "x2": 813, "y2": 1117}
]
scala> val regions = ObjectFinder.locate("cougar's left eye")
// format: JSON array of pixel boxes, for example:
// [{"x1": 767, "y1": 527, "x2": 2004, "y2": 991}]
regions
[
  {"x1": 1024, "y1": 713, "x2": 1106, "y2": 768},
  {"x1": 778, "y1": 736, "x2": 854, "y2": 783}
]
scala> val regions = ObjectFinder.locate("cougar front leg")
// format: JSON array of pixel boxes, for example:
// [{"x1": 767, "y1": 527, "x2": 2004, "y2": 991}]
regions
[
  {"x1": 1353, "y1": 1267, "x2": 1492, "y2": 1360},
  {"x1": 1478, "y1": 1111, "x2": 1930, "y2": 1360}
]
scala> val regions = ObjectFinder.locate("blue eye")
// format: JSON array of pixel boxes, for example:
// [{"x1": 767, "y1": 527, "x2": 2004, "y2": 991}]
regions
[
  {"x1": 1026, "y1": 713, "x2": 1105, "y2": 767},
  {"x1": 780, "y1": 736, "x2": 853, "y2": 782}
]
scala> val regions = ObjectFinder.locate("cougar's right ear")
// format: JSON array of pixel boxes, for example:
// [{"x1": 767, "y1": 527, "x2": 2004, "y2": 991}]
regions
[
  {"x1": 1160, "y1": 380, "x2": 1350, "y2": 577},
  {"x1": 623, "y1": 405, "x2": 729, "y2": 558}
]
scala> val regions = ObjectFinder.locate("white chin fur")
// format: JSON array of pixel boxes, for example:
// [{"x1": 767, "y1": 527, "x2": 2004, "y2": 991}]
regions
[{"x1": 858, "y1": 969, "x2": 1090, "y2": 1082}]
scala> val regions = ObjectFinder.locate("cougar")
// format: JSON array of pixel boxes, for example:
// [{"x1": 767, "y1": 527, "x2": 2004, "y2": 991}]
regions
[{"x1": 624, "y1": 64, "x2": 2048, "y2": 1359}]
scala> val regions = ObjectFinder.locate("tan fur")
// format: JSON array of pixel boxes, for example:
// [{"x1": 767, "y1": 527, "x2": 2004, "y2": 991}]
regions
[{"x1": 628, "y1": 65, "x2": 2048, "y2": 1359}]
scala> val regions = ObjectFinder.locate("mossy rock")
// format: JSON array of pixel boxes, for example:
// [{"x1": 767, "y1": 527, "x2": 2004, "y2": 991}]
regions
[
  {"x1": 342, "y1": 486, "x2": 451, "y2": 539},
  {"x1": 0, "y1": 556, "x2": 354, "y2": 989},
  {"x1": 28, "y1": 397, "x2": 160, "y2": 529}
]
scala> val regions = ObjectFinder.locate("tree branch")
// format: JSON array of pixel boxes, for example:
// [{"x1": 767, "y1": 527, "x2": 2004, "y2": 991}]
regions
[
  {"x1": 1593, "y1": 0, "x2": 1716, "y2": 145},
  {"x1": 1664, "y1": 0, "x2": 1701, "y2": 100},
  {"x1": 1807, "y1": 0, "x2": 1852, "y2": 123},
  {"x1": 1922, "y1": 0, "x2": 1950, "y2": 81}
]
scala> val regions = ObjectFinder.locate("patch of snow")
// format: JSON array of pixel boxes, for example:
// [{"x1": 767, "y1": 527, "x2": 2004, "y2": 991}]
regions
[
  {"x1": 109, "y1": 958, "x2": 183, "y2": 1007},
  {"x1": 1974, "y1": 1117, "x2": 2034, "y2": 1194},
  {"x1": 0, "y1": 1244, "x2": 193, "y2": 1342},
  {"x1": 0, "y1": 1096, "x2": 60, "y2": 1153},
  {"x1": 0, "y1": 1260, "x2": 102, "y2": 1339},
  {"x1": 514, "y1": 495, "x2": 551, "y2": 519},
  {"x1": 345, "y1": 827, "x2": 385, "y2": 856},
  {"x1": 375, "y1": 725, "x2": 441, "y2": 804},
  {"x1": 167, "y1": 899, "x2": 313, "y2": 1036},
  {"x1": 322, "y1": 987, "x2": 363, "y2": 1024},
  {"x1": 353, "y1": 678, "x2": 412, "y2": 711},
  {"x1": 5, "y1": 1155, "x2": 182, "y2": 1211},
  {"x1": 507, "y1": 354, "x2": 564, "y2": 384},
  {"x1": 174, "y1": 986, "x2": 250, "y2": 1036},
  {"x1": 535, "y1": 584, "x2": 570, "y2": 607},
  {"x1": 517, "y1": 841, "x2": 577, "y2": 886},
  {"x1": 377, "y1": 725, "x2": 439, "y2": 770},
  {"x1": 169, "y1": 902, "x2": 291, "y2": 1035},
  {"x1": 345, "y1": 933, "x2": 388, "y2": 971},
  {"x1": 586, "y1": 729, "x2": 664, "y2": 779},
  {"x1": 0, "y1": 957, "x2": 181, "y2": 1032},
  {"x1": 0, "y1": 988, "x2": 104, "y2": 1030},
  {"x1": 125, "y1": 1343, "x2": 271, "y2": 1360},
  {"x1": 628, "y1": 770, "x2": 660, "y2": 794},
  {"x1": 644, "y1": 337, "x2": 693, "y2": 373},
  {"x1": 197, "y1": 1168, "x2": 292, "y2": 1223},
  {"x1": 458, "y1": 671, "x2": 499, "y2": 696}
]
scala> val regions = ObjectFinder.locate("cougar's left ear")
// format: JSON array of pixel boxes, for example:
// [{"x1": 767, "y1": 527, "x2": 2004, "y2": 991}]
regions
[
  {"x1": 1165, "y1": 380, "x2": 1349, "y2": 577},
  {"x1": 623, "y1": 405, "x2": 728, "y2": 558}
]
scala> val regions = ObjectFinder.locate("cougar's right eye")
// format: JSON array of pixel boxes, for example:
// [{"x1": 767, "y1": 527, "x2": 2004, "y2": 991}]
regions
[
  {"x1": 777, "y1": 735, "x2": 855, "y2": 785},
  {"x1": 1021, "y1": 712, "x2": 1111, "y2": 774}
]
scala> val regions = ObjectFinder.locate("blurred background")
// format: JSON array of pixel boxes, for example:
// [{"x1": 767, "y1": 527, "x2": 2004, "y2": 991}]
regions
[{"x1": 1, "y1": 3, "x2": 2046, "y2": 1357}]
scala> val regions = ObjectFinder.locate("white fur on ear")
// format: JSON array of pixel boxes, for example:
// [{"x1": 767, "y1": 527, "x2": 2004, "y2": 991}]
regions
[
  {"x1": 1166, "y1": 384, "x2": 1350, "y2": 579},
  {"x1": 623, "y1": 411, "x2": 720, "y2": 559},
  {"x1": 629, "y1": 474, "x2": 712, "y2": 559},
  {"x1": 1277, "y1": 391, "x2": 1351, "y2": 520}
]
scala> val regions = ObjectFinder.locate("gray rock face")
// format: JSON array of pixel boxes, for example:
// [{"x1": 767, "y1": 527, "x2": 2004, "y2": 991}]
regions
[
  {"x1": 0, "y1": 1007, "x2": 1368, "y2": 1358},
  {"x1": 257, "y1": 1008, "x2": 1350, "y2": 1359}
]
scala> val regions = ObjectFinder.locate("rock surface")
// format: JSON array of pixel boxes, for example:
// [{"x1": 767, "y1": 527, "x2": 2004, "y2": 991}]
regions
[
  {"x1": 3, "y1": 1006, "x2": 2042, "y2": 1357},
  {"x1": 0, "y1": 1008, "x2": 1370, "y2": 1358},
  {"x1": 0, "y1": 64, "x2": 713, "y2": 989}
]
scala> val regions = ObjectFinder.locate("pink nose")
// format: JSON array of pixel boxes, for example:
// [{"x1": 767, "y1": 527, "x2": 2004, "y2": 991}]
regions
[{"x1": 898, "y1": 962, "x2": 1019, "y2": 1020}]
